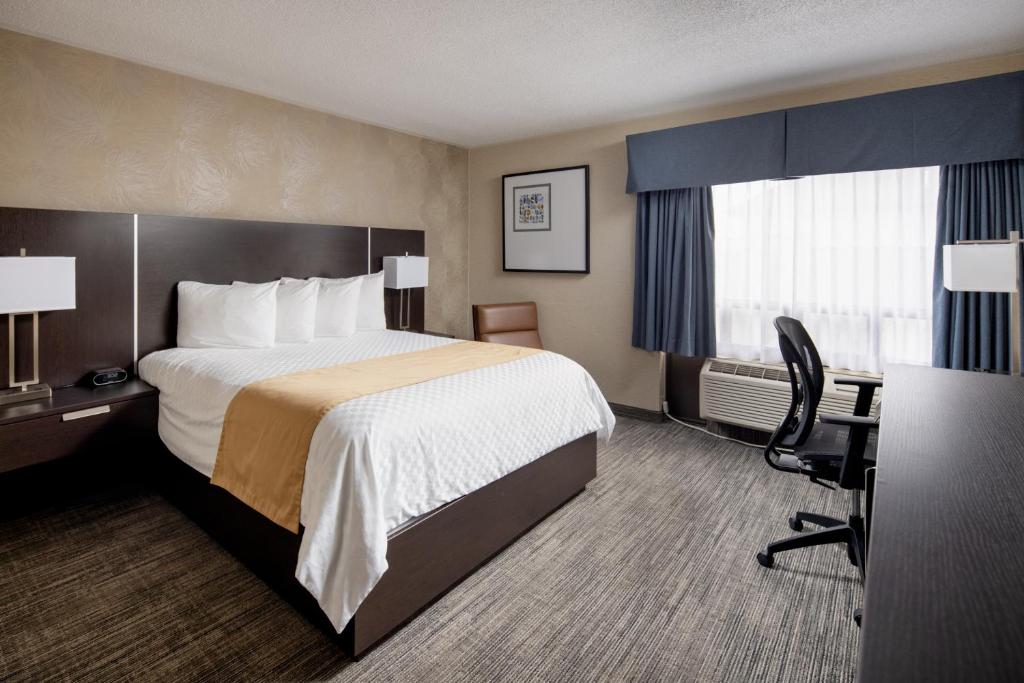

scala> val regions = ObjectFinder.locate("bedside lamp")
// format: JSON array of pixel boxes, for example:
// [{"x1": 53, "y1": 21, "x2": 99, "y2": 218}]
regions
[
  {"x1": 0, "y1": 250, "x2": 76, "y2": 405},
  {"x1": 943, "y1": 230, "x2": 1022, "y2": 375},
  {"x1": 383, "y1": 254, "x2": 428, "y2": 330}
]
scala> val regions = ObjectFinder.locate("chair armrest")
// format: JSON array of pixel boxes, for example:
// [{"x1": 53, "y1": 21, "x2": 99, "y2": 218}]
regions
[
  {"x1": 820, "y1": 413, "x2": 879, "y2": 472},
  {"x1": 819, "y1": 413, "x2": 879, "y2": 428},
  {"x1": 834, "y1": 376, "x2": 883, "y2": 389},
  {"x1": 834, "y1": 376, "x2": 882, "y2": 417}
]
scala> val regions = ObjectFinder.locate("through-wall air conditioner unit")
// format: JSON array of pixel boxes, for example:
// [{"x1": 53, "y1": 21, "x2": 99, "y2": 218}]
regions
[{"x1": 699, "y1": 358, "x2": 881, "y2": 432}]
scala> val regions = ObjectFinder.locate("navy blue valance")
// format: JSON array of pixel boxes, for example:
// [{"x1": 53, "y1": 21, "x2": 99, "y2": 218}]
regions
[
  {"x1": 625, "y1": 111, "x2": 786, "y2": 193},
  {"x1": 625, "y1": 70, "x2": 1024, "y2": 193},
  {"x1": 786, "y1": 70, "x2": 1024, "y2": 177}
]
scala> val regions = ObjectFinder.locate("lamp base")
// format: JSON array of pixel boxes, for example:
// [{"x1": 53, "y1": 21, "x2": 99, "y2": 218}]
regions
[{"x1": 0, "y1": 383, "x2": 52, "y2": 406}]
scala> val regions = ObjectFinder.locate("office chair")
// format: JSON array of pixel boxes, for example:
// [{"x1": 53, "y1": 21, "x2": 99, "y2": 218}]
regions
[
  {"x1": 472, "y1": 302, "x2": 543, "y2": 349},
  {"x1": 755, "y1": 316, "x2": 881, "y2": 579}
]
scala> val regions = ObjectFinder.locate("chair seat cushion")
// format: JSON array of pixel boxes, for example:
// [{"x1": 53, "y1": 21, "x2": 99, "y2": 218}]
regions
[
  {"x1": 791, "y1": 423, "x2": 878, "y2": 480},
  {"x1": 798, "y1": 422, "x2": 877, "y2": 458}
]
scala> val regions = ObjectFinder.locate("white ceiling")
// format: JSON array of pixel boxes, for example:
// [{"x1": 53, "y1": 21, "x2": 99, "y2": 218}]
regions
[{"x1": 2, "y1": 0, "x2": 1023, "y2": 148}]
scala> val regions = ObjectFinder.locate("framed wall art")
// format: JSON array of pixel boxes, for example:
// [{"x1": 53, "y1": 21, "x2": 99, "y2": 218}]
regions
[{"x1": 502, "y1": 165, "x2": 589, "y2": 273}]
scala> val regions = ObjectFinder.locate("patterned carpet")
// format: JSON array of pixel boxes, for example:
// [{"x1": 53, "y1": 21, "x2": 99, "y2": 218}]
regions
[{"x1": 0, "y1": 418, "x2": 861, "y2": 682}]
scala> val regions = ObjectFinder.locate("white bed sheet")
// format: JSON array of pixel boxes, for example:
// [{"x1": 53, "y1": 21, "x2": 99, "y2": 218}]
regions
[{"x1": 139, "y1": 330, "x2": 614, "y2": 631}]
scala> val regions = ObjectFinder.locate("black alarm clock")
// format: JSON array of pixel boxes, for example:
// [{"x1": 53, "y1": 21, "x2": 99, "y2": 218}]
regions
[{"x1": 87, "y1": 367, "x2": 129, "y2": 387}]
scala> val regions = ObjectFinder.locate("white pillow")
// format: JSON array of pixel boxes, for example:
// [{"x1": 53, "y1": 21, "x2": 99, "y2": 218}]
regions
[
  {"x1": 314, "y1": 278, "x2": 361, "y2": 337},
  {"x1": 312, "y1": 271, "x2": 387, "y2": 330},
  {"x1": 177, "y1": 281, "x2": 278, "y2": 348},
  {"x1": 234, "y1": 279, "x2": 319, "y2": 343}
]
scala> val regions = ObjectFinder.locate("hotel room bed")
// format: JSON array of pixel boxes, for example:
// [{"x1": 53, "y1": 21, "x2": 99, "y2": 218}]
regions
[{"x1": 139, "y1": 329, "x2": 615, "y2": 649}]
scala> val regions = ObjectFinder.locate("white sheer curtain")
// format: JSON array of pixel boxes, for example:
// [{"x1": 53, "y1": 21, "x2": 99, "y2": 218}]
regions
[{"x1": 713, "y1": 167, "x2": 939, "y2": 374}]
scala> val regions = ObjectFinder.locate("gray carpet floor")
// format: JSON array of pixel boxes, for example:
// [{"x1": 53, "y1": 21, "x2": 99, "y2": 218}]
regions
[{"x1": 0, "y1": 417, "x2": 861, "y2": 682}]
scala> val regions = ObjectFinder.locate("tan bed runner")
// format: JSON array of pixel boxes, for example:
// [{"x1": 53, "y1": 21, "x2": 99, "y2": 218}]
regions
[{"x1": 211, "y1": 340, "x2": 543, "y2": 532}]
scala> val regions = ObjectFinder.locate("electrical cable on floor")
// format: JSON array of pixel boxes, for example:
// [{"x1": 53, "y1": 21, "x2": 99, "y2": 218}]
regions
[{"x1": 662, "y1": 411, "x2": 765, "y2": 450}]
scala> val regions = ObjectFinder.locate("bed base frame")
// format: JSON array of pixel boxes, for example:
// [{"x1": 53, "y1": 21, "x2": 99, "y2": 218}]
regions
[{"x1": 150, "y1": 432, "x2": 597, "y2": 656}]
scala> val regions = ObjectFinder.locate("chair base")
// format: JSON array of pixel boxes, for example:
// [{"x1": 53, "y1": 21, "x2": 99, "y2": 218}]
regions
[{"x1": 757, "y1": 511, "x2": 866, "y2": 579}]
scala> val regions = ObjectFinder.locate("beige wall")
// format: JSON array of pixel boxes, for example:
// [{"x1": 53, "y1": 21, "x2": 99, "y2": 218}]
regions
[
  {"x1": 0, "y1": 29, "x2": 471, "y2": 337},
  {"x1": 468, "y1": 51, "x2": 1024, "y2": 412}
]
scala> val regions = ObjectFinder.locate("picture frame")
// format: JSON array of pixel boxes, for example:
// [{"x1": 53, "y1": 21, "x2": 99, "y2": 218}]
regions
[{"x1": 502, "y1": 165, "x2": 589, "y2": 273}]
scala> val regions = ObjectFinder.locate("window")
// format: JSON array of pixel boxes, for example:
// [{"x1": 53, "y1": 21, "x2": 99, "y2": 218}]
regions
[{"x1": 713, "y1": 167, "x2": 939, "y2": 374}]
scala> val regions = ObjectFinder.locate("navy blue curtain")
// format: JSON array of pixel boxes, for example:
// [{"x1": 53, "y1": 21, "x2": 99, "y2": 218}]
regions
[
  {"x1": 632, "y1": 188, "x2": 716, "y2": 356},
  {"x1": 932, "y1": 159, "x2": 1024, "y2": 372}
]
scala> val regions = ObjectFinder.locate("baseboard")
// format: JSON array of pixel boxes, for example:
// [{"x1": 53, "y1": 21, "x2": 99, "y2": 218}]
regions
[{"x1": 608, "y1": 402, "x2": 665, "y2": 423}]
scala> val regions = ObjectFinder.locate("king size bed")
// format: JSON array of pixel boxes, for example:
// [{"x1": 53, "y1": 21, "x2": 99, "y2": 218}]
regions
[{"x1": 133, "y1": 214, "x2": 615, "y2": 655}]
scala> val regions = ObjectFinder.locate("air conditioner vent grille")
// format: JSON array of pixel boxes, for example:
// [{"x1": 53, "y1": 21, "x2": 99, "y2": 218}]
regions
[
  {"x1": 707, "y1": 359, "x2": 790, "y2": 383},
  {"x1": 699, "y1": 357, "x2": 880, "y2": 432}
]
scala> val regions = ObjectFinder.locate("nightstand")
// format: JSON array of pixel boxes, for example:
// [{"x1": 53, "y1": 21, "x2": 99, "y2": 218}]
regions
[
  {"x1": 414, "y1": 329, "x2": 456, "y2": 339},
  {"x1": 0, "y1": 379, "x2": 158, "y2": 474}
]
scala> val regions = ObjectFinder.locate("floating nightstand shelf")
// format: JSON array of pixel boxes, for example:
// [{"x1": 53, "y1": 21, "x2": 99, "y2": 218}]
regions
[{"x1": 0, "y1": 379, "x2": 158, "y2": 474}]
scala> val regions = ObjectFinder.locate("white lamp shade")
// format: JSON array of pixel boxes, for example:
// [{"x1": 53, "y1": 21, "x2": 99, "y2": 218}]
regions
[
  {"x1": 943, "y1": 244, "x2": 1018, "y2": 293},
  {"x1": 0, "y1": 257, "x2": 76, "y2": 314},
  {"x1": 383, "y1": 255, "x2": 428, "y2": 289}
]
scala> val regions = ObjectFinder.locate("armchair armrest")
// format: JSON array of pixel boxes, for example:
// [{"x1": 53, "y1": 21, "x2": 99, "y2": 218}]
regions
[{"x1": 834, "y1": 376, "x2": 883, "y2": 417}]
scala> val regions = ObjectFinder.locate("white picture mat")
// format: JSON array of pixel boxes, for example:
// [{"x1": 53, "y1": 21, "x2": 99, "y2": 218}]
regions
[{"x1": 503, "y1": 167, "x2": 587, "y2": 271}]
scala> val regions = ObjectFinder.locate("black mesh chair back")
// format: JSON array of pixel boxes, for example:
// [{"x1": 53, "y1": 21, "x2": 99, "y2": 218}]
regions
[{"x1": 766, "y1": 316, "x2": 824, "y2": 454}]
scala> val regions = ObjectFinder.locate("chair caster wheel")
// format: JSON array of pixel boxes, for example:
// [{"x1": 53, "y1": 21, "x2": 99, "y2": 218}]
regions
[
  {"x1": 756, "y1": 551, "x2": 774, "y2": 568},
  {"x1": 788, "y1": 516, "x2": 803, "y2": 531},
  {"x1": 853, "y1": 608, "x2": 863, "y2": 627}
]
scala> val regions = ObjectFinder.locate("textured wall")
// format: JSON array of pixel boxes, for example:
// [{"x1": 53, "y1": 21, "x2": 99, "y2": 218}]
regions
[
  {"x1": 469, "y1": 51, "x2": 1024, "y2": 411},
  {"x1": 0, "y1": 29, "x2": 470, "y2": 337}
]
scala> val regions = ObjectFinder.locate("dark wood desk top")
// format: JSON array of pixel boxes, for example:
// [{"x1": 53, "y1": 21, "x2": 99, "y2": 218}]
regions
[
  {"x1": 858, "y1": 365, "x2": 1024, "y2": 682},
  {"x1": 0, "y1": 379, "x2": 157, "y2": 427}
]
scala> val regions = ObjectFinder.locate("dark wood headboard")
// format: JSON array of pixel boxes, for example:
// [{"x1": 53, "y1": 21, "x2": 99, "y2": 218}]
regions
[
  {"x1": 1, "y1": 207, "x2": 426, "y2": 385},
  {"x1": 137, "y1": 215, "x2": 371, "y2": 358}
]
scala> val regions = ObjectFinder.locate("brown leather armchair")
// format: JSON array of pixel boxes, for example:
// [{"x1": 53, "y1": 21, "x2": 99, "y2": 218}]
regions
[{"x1": 472, "y1": 302, "x2": 543, "y2": 349}]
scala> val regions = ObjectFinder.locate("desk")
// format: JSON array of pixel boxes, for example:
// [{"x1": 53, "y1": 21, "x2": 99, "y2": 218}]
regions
[{"x1": 858, "y1": 365, "x2": 1024, "y2": 681}]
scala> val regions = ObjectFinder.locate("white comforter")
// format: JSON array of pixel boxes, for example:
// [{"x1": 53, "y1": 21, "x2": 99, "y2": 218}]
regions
[{"x1": 139, "y1": 330, "x2": 614, "y2": 631}]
